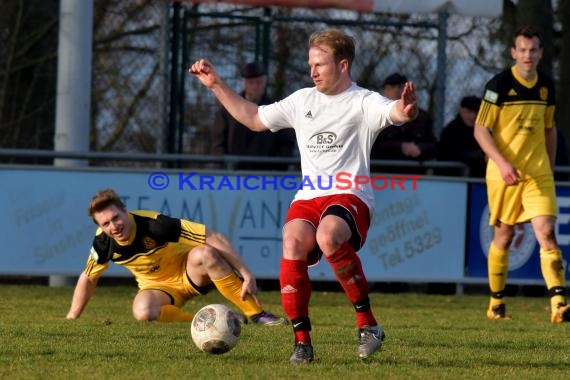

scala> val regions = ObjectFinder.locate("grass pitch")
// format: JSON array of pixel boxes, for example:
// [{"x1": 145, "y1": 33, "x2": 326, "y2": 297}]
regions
[{"x1": 0, "y1": 284, "x2": 569, "y2": 379}]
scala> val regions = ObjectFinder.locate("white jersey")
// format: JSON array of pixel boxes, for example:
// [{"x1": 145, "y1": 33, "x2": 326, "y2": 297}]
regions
[{"x1": 258, "y1": 83, "x2": 396, "y2": 210}]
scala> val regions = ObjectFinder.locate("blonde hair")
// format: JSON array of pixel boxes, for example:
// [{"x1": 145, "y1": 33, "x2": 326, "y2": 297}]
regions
[{"x1": 309, "y1": 28, "x2": 355, "y2": 68}]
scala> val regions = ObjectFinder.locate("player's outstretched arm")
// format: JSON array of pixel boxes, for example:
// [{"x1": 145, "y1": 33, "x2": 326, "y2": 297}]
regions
[
  {"x1": 66, "y1": 272, "x2": 98, "y2": 319},
  {"x1": 188, "y1": 59, "x2": 268, "y2": 132},
  {"x1": 390, "y1": 81, "x2": 418, "y2": 124}
]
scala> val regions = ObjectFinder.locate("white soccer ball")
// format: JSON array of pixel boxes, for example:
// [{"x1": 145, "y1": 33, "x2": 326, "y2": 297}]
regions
[{"x1": 191, "y1": 303, "x2": 242, "y2": 354}]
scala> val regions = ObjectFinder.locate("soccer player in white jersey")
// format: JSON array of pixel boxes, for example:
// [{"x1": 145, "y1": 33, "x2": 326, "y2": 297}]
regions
[{"x1": 190, "y1": 28, "x2": 418, "y2": 364}]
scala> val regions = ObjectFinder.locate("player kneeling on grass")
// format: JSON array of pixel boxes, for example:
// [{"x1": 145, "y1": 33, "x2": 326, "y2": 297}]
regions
[{"x1": 65, "y1": 188, "x2": 287, "y2": 326}]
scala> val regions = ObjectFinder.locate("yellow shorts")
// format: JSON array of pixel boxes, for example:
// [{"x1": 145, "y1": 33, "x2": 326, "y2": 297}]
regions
[
  {"x1": 138, "y1": 267, "x2": 208, "y2": 308},
  {"x1": 486, "y1": 175, "x2": 557, "y2": 226}
]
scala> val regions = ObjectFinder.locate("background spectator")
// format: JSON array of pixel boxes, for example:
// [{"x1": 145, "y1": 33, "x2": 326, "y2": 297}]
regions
[
  {"x1": 438, "y1": 95, "x2": 486, "y2": 177},
  {"x1": 210, "y1": 61, "x2": 296, "y2": 170},
  {"x1": 370, "y1": 73, "x2": 437, "y2": 173}
]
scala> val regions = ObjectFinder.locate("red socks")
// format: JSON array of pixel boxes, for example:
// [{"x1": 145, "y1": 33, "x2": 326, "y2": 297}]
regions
[
  {"x1": 326, "y1": 243, "x2": 377, "y2": 327},
  {"x1": 280, "y1": 258, "x2": 311, "y2": 320},
  {"x1": 280, "y1": 243, "x2": 377, "y2": 341}
]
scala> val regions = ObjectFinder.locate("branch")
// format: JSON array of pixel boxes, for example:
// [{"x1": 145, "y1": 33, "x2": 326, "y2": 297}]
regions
[{"x1": 100, "y1": 61, "x2": 160, "y2": 151}]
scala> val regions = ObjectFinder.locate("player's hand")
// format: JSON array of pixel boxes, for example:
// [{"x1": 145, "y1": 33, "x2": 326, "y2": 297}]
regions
[
  {"x1": 498, "y1": 161, "x2": 520, "y2": 185},
  {"x1": 240, "y1": 275, "x2": 261, "y2": 307},
  {"x1": 401, "y1": 81, "x2": 418, "y2": 120},
  {"x1": 188, "y1": 59, "x2": 218, "y2": 88}
]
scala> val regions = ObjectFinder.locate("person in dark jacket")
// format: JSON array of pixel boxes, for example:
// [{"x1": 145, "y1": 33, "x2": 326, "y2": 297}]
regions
[
  {"x1": 370, "y1": 73, "x2": 437, "y2": 173},
  {"x1": 438, "y1": 95, "x2": 486, "y2": 177},
  {"x1": 211, "y1": 61, "x2": 295, "y2": 170}
]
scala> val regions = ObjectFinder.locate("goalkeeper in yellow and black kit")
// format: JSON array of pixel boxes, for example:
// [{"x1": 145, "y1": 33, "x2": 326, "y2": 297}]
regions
[
  {"x1": 474, "y1": 25, "x2": 569, "y2": 323},
  {"x1": 65, "y1": 188, "x2": 287, "y2": 326}
]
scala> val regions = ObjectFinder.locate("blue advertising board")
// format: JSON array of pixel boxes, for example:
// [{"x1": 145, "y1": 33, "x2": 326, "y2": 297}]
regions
[
  {"x1": 1, "y1": 167, "x2": 468, "y2": 282},
  {"x1": 467, "y1": 182, "x2": 570, "y2": 280}
]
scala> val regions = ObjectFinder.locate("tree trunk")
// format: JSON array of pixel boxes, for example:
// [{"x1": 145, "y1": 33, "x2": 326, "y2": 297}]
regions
[
  {"x1": 0, "y1": 0, "x2": 59, "y2": 159},
  {"x1": 557, "y1": 1, "x2": 570, "y2": 156}
]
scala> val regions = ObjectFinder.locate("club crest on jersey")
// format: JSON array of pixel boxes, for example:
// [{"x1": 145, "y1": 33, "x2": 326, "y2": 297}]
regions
[
  {"x1": 142, "y1": 236, "x2": 157, "y2": 250},
  {"x1": 540, "y1": 87, "x2": 548, "y2": 101},
  {"x1": 484, "y1": 89, "x2": 499, "y2": 104}
]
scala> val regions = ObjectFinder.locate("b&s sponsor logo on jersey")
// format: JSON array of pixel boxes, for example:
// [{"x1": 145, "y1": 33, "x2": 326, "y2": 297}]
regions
[
  {"x1": 307, "y1": 132, "x2": 343, "y2": 153},
  {"x1": 479, "y1": 205, "x2": 536, "y2": 270}
]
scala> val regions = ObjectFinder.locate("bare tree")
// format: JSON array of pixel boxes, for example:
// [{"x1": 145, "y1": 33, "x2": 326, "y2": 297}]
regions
[
  {"x1": 0, "y1": 0, "x2": 166, "y2": 164},
  {"x1": 0, "y1": 0, "x2": 58, "y2": 158},
  {"x1": 557, "y1": 0, "x2": 570, "y2": 149},
  {"x1": 90, "y1": 0, "x2": 165, "y2": 155},
  {"x1": 4, "y1": 1, "x2": 565, "y2": 164}
]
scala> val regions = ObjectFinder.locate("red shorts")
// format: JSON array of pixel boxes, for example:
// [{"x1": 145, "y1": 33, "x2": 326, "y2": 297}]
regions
[{"x1": 285, "y1": 194, "x2": 371, "y2": 265}]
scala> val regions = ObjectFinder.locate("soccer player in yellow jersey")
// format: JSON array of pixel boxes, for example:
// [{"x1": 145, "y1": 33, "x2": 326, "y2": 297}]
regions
[
  {"x1": 474, "y1": 25, "x2": 570, "y2": 323},
  {"x1": 65, "y1": 189, "x2": 288, "y2": 326}
]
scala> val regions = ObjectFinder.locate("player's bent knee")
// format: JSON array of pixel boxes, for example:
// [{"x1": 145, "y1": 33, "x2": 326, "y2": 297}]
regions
[
  {"x1": 282, "y1": 236, "x2": 311, "y2": 260},
  {"x1": 195, "y1": 245, "x2": 224, "y2": 267},
  {"x1": 132, "y1": 306, "x2": 158, "y2": 321},
  {"x1": 315, "y1": 232, "x2": 344, "y2": 254},
  {"x1": 281, "y1": 236, "x2": 299, "y2": 252}
]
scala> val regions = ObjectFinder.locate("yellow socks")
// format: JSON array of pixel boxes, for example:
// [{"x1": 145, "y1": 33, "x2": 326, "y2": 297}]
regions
[
  {"x1": 487, "y1": 244, "x2": 567, "y2": 316},
  {"x1": 212, "y1": 273, "x2": 263, "y2": 317},
  {"x1": 488, "y1": 242, "x2": 509, "y2": 308},
  {"x1": 540, "y1": 248, "x2": 567, "y2": 311},
  {"x1": 158, "y1": 304, "x2": 194, "y2": 322}
]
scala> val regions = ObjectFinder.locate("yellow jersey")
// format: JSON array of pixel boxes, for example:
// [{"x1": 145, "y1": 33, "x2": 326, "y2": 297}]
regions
[
  {"x1": 83, "y1": 210, "x2": 206, "y2": 290},
  {"x1": 476, "y1": 66, "x2": 556, "y2": 180}
]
